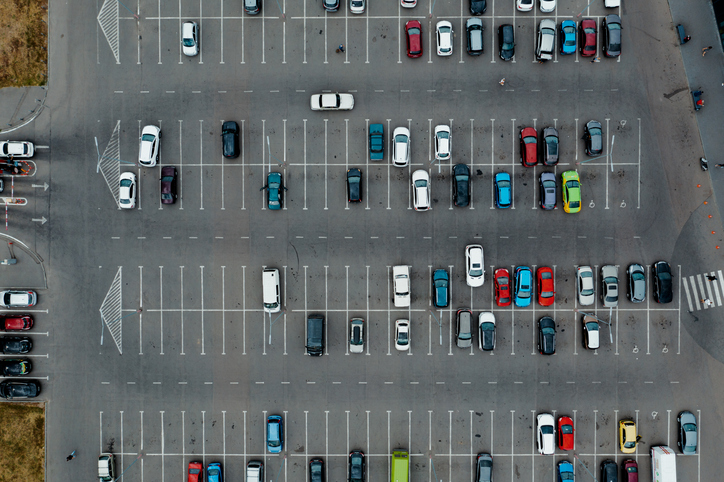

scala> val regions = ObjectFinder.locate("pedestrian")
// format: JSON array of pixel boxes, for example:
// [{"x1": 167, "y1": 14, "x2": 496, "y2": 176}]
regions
[
  {"x1": 66, "y1": 450, "x2": 77, "y2": 462},
  {"x1": 683, "y1": 35, "x2": 691, "y2": 43},
  {"x1": 702, "y1": 46, "x2": 713, "y2": 56},
  {"x1": 716, "y1": 164, "x2": 724, "y2": 168},
  {"x1": 590, "y1": 56, "x2": 601, "y2": 63},
  {"x1": 704, "y1": 298, "x2": 714, "y2": 307},
  {"x1": 499, "y1": 78, "x2": 506, "y2": 86},
  {"x1": 338, "y1": 44, "x2": 345, "y2": 53},
  {"x1": 696, "y1": 99, "x2": 704, "y2": 107},
  {"x1": 708, "y1": 274, "x2": 718, "y2": 280}
]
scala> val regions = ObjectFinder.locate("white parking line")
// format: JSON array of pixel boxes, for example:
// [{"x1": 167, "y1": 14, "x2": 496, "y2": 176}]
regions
[
  {"x1": 345, "y1": 119, "x2": 350, "y2": 210},
  {"x1": 200, "y1": 265, "x2": 206, "y2": 354},
  {"x1": 325, "y1": 265, "x2": 329, "y2": 355},
  {"x1": 386, "y1": 119, "x2": 392, "y2": 210},
  {"x1": 242, "y1": 266, "x2": 247, "y2": 354},
  {"x1": 325, "y1": 119, "x2": 329, "y2": 210},
  {"x1": 157, "y1": 0, "x2": 162, "y2": 64},
  {"x1": 160, "y1": 266, "x2": 164, "y2": 354},
  {"x1": 139, "y1": 265, "x2": 144, "y2": 355},
  {"x1": 510, "y1": 119, "x2": 516, "y2": 209},
  {"x1": 199, "y1": 120, "x2": 204, "y2": 210}
]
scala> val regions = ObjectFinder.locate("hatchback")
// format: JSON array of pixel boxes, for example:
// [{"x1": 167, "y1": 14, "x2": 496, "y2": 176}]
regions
[
  {"x1": 494, "y1": 268, "x2": 511, "y2": 306},
  {"x1": 309, "y1": 459, "x2": 324, "y2": 482},
  {"x1": 600, "y1": 460, "x2": 617, "y2": 482},
  {"x1": 347, "y1": 168, "x2": 362, "y2": 203},
  {"x1": 452, "y1": 163, "x2": 470, "y2": 207},
  {"x1": 392, "y1": 127, "x2": 411, "y2": 166},
  {"x1": 349, "y1": 451, "x2": 365, "y2": 482},
  {"x1": 182, "y1": 21, "x2": 199, "y2": 56},
  {"x1": 0, "y1": 140, "x2": 34, "y2": 158},
  {"x1": 465, "y1": 245, "x2": 485, "y2": 287},
  {"x1": 577, "y1": 266, "x2": 595, "y2": 305},
  {"x1": 119, "y1": 172, "x2": 137, "y2": 209},
  {"x1": 207, "y1": 463, "x2": 222, "y2": 482},
  {"x1": 138, "y1": 125, "x2": 161, "y2": 167},
  {"x1": 579, "y1": 19, "x2": 597, "y2": 56},
  {"x1": 498, "y1": 24, "x2": 515, "y2": 60},
  {"x1": 557, "y1": 416, "x2": 574, "y2": 450},
  {"x1": 221, "y1": 121, "x2": 240, "y2": 158},
  {"x1": 537, "y1": 267, "x2": 554, "y2": 306},
  {"x1": 188, "y1": 462, "x2": 203, "y2": 482},
  {"x1": 652, "y1": 261, "x2": 673, "y2": 303},
  {"x1": 582, "y1": 315, "x2": 600, "y2": 349},
  {"x1": 369, "y1": 123, "x2": 384, "y2": 161},
  {"x1": 267, "y1": 415, "x2": 284, "y2": 453},
  {"x1": 539, "y1": 172, "x2": 557, "y2": 210},
  {"x1": 0, "y1": 290, "x2": 37, "y2": 308},
  {"x1": 466, "y1": 18, "x2": 484, "y2": 55},
  {"x1": 602, "y1": 14, "x2": 622, "y2": 57},
  {"x1": 478, "y1": 312, "x2": 496, "y2": 351},
  {"x1": 537, "y1": 413, "x2": 555, "y2": 454},
  {"x1": 627, "y1": 263, "x2": 646, "y2": 303},
  {"x1": 395, "y1": 319, "x2": 410, "y2": 351},
  {"x1": 536, "y1": 19, "x2": 556, "y2": 61},
  {"x1": 434, "y1": 125, "x2": 451, "y2": 160},
  {"x1": 622, "y1": 459, "x2": 638, "y2": 482},
  {"x1": 432, "y1": 269, "x2": 450, "y2": 308},
  {"x1": 601, "y1": 265, "x2": 619, "y2": 307},
  {"x1": 618, "y1": 420, "x2": 637, "y2": 454},
  {"x1": 349, "y1": 318, "x2": 365, "y2": 354},
  {"x1": 514, "y1": 266, "x2": 532, "y2": 307},
  {"x1": 470, "y1": 0, "x2": 486, "y2": 14},
  {"x1": 160, "y1": 166, "x2": 178, "y2": 205},
  {"x1": 412, "y1": 170, "x2": 431, "y2": 211},
  {"x1": 244, "y1": 0, "x2": 261, "y2": 14},
  {"x1": 677, "y1": 410, "x2": 697, "y2": 454},
  {"x1": 456, "y1": 309, "x2": 473, "y2": 348},
  {"x1": 265, "y1": 172, "x2": 285, "y2": 210},
  {"x1": 560, "y1": 20, "x2": 576, "y2": 54},
  {"x1": 557, "y1": 461, "x2": 574, "y2": 481},
  {"x1": 436, "y1": 21, "x2": 453, "y2": 56},
  {"x1": 475, "y1": 453, "x2": 492, "y2": 482},
  {"x1": 584, "y1": 120, "x2": 603, "y2": 156},
  {"x1": 561, "y1": 170, "x2": 581, "y2": 213},
  {"x1": 519, "y1": 127, "x2": 538, "y2": 167},
  {"x1": 1, "y1": 314, "x2": 33, "y2": 331},
  {"x1": 405, "y1": 21, "x2": 423, "y2": 58},
  {"x1": 540, "y1": 127, "x2": 559, "y2": 165},
  {"x1": 538, "y1": 317, "x2": 556, "y2": 355},
  {"x1": 494, "y1": 172, "x2": 512, "y2": 208}
]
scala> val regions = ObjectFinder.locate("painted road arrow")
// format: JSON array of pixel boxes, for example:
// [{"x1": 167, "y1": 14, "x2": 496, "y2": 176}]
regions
[
  {"x1": 31, "y1": 217, "x2": 47, "y2": 224},
  {"x1": 31, "y1": 183, "x2": 49, "y2": 191}
]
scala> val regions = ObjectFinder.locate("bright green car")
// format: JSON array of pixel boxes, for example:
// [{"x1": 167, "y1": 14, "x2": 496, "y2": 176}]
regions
[{"x1": 561, "y1": 170, "x2": 581, "y2": 213}]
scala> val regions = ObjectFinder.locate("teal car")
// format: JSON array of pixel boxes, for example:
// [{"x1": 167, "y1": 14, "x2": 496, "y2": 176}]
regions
[
  {"x1": 432, "y1": 269, "x2": 450, "y2": 308},
  {"x1": 369, "y1": 124, "x2": 384, "y2": 161},
  {"x1": 265, "y1": 172, "x2": 285, "y2": 210},
  {"x1": 557, "y1": 460, "x2": 574, "y2": 481},
  {"x1": 267, "y1": 415, "x2": 284, "y2": 453},
  {"x1": 207, "y1": 463, "x2": 222, "y2": 482}
]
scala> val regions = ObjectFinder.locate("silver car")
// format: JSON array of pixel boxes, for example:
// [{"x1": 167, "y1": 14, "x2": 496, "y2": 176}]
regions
[
  {"x1": 577, "y1": 266, "x2": 595, "y2": 306},
  {"x1": 627, "y1": 263, "x2": 646, "y2": 303},
  {"x1": 600, "y1": 265, "x2": 618, "y2": 308},
  {"x1": 677, "y1": 411, "x2": 697, "y2": 454},
  {"x1": 456, "y1": 309, "x2": 473, "y2": 348},
  {"x1": 539, "y1": 172, "x2": 557, "y2": 210}
]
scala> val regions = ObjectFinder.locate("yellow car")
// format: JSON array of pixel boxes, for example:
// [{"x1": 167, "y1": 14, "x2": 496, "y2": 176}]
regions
[
  {"x1": 561, "y1": 170, "x2": 581, "y2": 213},
  {"x1": 619, "y1": 420, "x2": 638, "y2": 453}
]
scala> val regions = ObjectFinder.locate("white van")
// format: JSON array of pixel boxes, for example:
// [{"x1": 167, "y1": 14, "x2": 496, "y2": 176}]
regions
[
  {"x1": 262, "y1": 268, "x2": 281, "y2": 313},
  {"x1": 651, "y1": 445, "x2": 677, "y2": 482}
]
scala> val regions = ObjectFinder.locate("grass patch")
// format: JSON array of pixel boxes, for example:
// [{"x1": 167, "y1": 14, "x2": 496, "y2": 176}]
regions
[
  {"x1": 0, "y1": 403, "x2": 45, "y2": 482},
  {"x1": 0, "y1": 0, "x2": 48, "y2": 88}
]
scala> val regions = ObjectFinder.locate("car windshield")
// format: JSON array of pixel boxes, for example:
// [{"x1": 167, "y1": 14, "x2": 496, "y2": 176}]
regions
[
  {"x1": 437, "y1": 131, "x2": 449, "y2": 139},
  {"x1": 183, "y1": 38, "x2": 195, "y2": 47},
  {"x1": 395, "y1": 134, "x2": 409, "y2": 143},
  {"x1": 497, "y1": 276, "x2": 508, "y2": 285},
  {"x1": 546, "y1": 137, "x2": 559, "y2": 154},
  {"x1": 567, "y1": 180, "x2": 580, "y2": 189},
  {"x1": 120, "y1": 179, "x2": 132, "y2": 187},
  {"x1": 141, "y1": 133, "x2": 156, "y2": 142},
  {"x1": 470, "y1": 264, "x2": 483, "y2": 277},
  {"x1": 542, "y1": 327, "x2": 555, "y2": 335},
  {"x1": 351, "y1": 0, "x2": 363, "y2": 5},
  {"x1": 684, "y1": 423, "x2": 696, "y2": 431},
  {"x1": 584, "y1": 27, "x2": 595, "y2": 34},
  {"x1": 434, "y1": 279, "x2": 447, "y2": 288},
  {"x1": 560, "y1": 424, "x2": 573, "y2": 434},
  {"x1": 523, "y1": 136, "x2": 536, "y2": 144},
  {"x1": 626, "y1": 466, "x2": 637, "y2": 473},
  {"x1": 609, "y1": 22, "x2": 621, "y2": 31},
  {"x1": 585, "y1": 321, "x2": 599, "y2": 331},
  {"x1": 397, "y1": 332, "x2": 409, "y2": 344},
  {"x1": 624, "y1": 440, "x2": 635, "y2": 448},
  {"x1": 414, "y1": 179, "x2": 427, "y2": 188},
  {"x1": 542, "y1": 27, "x2": 555, "y2": 35},
  {"x1": 541, "y1": 290, "x2": 553, "y2": 298},
  {"x1": 481, "y1": 322, "x2": 494, "y2": 332},
  {"x1": 348, "y1": 177, "x2": 360, "y2": 185},
  {"x1": 161, "y1": 175, "x2": 174, "y2": 182},
  {"x1": 541, "y1": 426, "x2": 553, "y2": 434},
  {"x1": 497, "y1": 179, "x2": 511, "y2": 189},
  {"x1": 408, "y1": 27, "x2": 420, "y2": 35}
]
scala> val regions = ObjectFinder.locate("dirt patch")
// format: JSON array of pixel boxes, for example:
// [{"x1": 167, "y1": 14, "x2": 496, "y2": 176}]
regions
[
  {"x1": 0, "y1": 0, "x2": 48, "y2": 88},
  {"x1": 0, "y1": 402, "x2": 45, "y2": 482}
]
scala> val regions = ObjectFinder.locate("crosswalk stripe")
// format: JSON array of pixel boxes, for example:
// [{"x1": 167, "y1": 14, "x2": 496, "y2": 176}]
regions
[
  {"x1": 696, "y1": 274, "x2": 709, "y2": 309},
  {"x1": 683, "y1": 277, "x2": 695, "y2": 311},
  {"x1": 718, "y1": 270, "x2": 724, "y2": 301},
  {"x1": 712, "y1": 273, "x2": 723, "y2": 306}
]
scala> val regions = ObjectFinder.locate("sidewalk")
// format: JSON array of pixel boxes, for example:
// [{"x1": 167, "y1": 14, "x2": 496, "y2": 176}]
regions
[{"x1": 0, "y1": 86, "x2": 48, "y2": 135}]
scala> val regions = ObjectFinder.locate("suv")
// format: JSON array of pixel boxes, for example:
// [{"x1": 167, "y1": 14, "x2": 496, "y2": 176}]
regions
[
  {"x1": 455, "y1": 309, "x2": 473, "y2": 348},
  {"x1": 0, "y1": 290, "x2": 37, "y2": 308},
  {"x1": 432, "y1": 269, "x2": 450, "y2": 308},
  {"x1": 536, "y1": 19, "x2": 555, "y2": 61}
]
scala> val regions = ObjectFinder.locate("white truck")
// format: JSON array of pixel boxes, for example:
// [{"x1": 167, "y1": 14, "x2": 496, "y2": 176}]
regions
[{"x1": 651, "y1": 445, "x2": 677, "y2": 482}]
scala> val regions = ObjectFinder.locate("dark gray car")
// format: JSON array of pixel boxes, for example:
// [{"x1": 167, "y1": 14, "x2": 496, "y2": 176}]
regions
[
  {"x1": 221, "y1": 121, "x2": 240, "y2": 158},
  {"x1": 602, "y1": 14, "x2": 621, "y2": 58},
  {"x1": 466, "y1": 18, "x2": 484, "y2": 55},
  {"x1": 537, "y1": 317, "x2": 556, "y2": 355},
  {"x1": 498, "y1": 24, "x2": 515, "y2": 60},
  {"x1": 540, "y1": 127, "x2": 559, "y2": 165},
  {"x1": 456, "y1": 309, "x2": 473, "y2": 348},
  {"x1": 627, "y1": 263, "x2": 646, "y2": 303},
  {"x1": 539, "y1": 172, "x2": 557, "y2": 210},
  {"x1": 677, "y1": 411, "x2": 697, "y2": 454},
  {"x1": 475, "y1": 453, "x2": 492, "y2": 482},
  {"x1": 600, "y1": 460, "x2": 617, "y2": 482},
  {"x1": 584, "y1": 120, "x2": 602, "y2": 156}
]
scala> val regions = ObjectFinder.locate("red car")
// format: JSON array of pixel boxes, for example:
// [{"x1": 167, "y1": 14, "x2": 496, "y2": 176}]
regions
[
  {"x1": 622, "y1": 459, "x2": 638, "y2": 482},
  {"x1": 579, "y1": 18, "x2": 597, "y2": 57},
  {"x1": 406, "y1": 21, "x2": 423, "y2": 58},
  {"x1": 519, "y1": 127, "x2": 537, "y2": 167},
  {"x1": 1, "y1": 314, "x2": 33, "y2": 331},
  {"x1": 494, "y1": 268, "x2": 511, "y2": 306},
  {"x1": 557, "y1": 416, "x2": 574, "y2": 450},
  {"x1": 188, "y1": 461, "x2": 203, "y2": 482},
  {"x1": 536, "y1": 267, "x2": 555, "y2": 306}
]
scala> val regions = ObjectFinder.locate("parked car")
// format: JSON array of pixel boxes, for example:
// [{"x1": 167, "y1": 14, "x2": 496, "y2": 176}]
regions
[
  {"x1": 560, "y1": 20, "x2": 576, "y2": 54},
  {"x1": 1, "y1": 336, "x2": 32, "y2": 354},
  {"x1": 618, "y1": 420, "x2": 637, "y2": 454},
  {"x1": 309, "y1": 459, "x2": 324, "y2": 482},
  {"x1": 207, "y1": 463, "x2": 222, "y2": 482},
  {"x1": 310, "y1": 93, "x2": 354, "y2": 111},
  {"x1": 401, "y1": 0, "x2": 417, "y2": 7},
  {"x1": 432, "y1": 269, "x2": 450, "y2": 308},
  {"x1": 582, "y1": 315, "x2": 600, "y2": 349},
  {"x1": 465, "y1": 245, "x2": 485, "y2": 287},
  {"x1": 600, "y1": 460, "x2": 618, "y2": 482},
  {"x1": 160, "y1": 166, "x2": 178, "y2": 204},
  {"x1": 558, "y1": 416, "x2": 574, "y2": 450},
  {"x1": 221, "y1": 121, "x2": 240, "y2": 158},
  {"x1": 466, "y1": 18, "x2": 484, "y2": 55},
  {"x1": 119, "y1": 172, "x2": 137, "y2": 209},
  {"x1": 475, "y1": 453, "x2": 493, "y2": 482},
  {"x1": 498, "y1": 24, "x2": 515, "y2": 60},
  {"x1": 1, "y1": 314, "x2": 33, "y2": 331},
  {"x1": 538, "y1": 316, "x2": 556, "y2": 355},
  {"x1": 584, "y1": 120, "x2": 603, "y2": 156},
  {"x1": 536, "y1": 413, "x2": 555, "y2": 455},
  {"x1": 456, "y1": 309, "x2": 473, "y2": 348},
  {"x1": 514, "y1": 266, "x2": 532, "y2": 307},
  {"x1": 347, "y1": 168, "x2": 362, "y2": 203},
  {"x1": 181, "y1": 21, "x2": 199, "y2": 56},
  {"x1": 494, "y1": 172, "x2": 512, "y2": 208},
  {"x1": 369, "y1": 124, "x2": 384, "y2": 161},
  {"x1": 602, "y1": 14, "x2": 622, "y2": 57},
  {"x1": 322, "y1": 0, "x2": 340, "y2": 11},
  {"x1": 540, "y1": 0, "x2": 556, "y2": 13},
  {"x1": 579, "y1": 18, "x2": 597, "y2": 57},
  {"x1": 652, "y1": 261, "x2": 673, "y2": 303},
  {"x1": 540, "y1": 127, "x2": 559, "y2": 165},
  {"x1": 138, "y1": 125, "x2": 161, "y2": 167},
  {"x1": 436, "y1": 21, "x2": 454, "y2": 56},
  {"x1": 349, "y1": 451, "x2": 365, "y2": 482},
  {"x1": 601, "y1": 265, "x2": 619, "y2": 307},
  {"x1": 622, "y1": 459, "x2": 638, "y2": 482},
  {"x1": 244, "y1": 0, "x2": 262, "y2": 14},
  {"x1": 561, "y1": 170, "x2": 581, "y2": 213},
  {"x1": 395, "y1": 319, "x2": 410, "y2": 351},
  {"x1": 557, "y1": 461, "x2": 574, "y2": 481},
  {"x1": 519, "y1": 127, "x2": 538, "y2": 167},
  {"x1": 470, "y1": 0, "x2": 486, "y2": 15},
  {"x1": 517, "y1": 0, "x2": 533, "y2": 11},
  {"x1": 0, "y1": 358, "x2": 32, "y2": 376},
  {"x1": 0, "y1": 140, "x2": 34, "y2": 158},
  {"x1": 405, "y1": 21, "x2": 423, "y2": 58},
  {"x1": 246, "y1": 461, "x2": 263, "y2": 482},
  {"x1": 453, "y1": 164, "x2": 470, "y2": 207},
  {"x1": 264, "y1": 172, "x2": 285, "y2": 210},
  {"x1": 627, "y1": 263, "x2": 646, "y2": 303},
  {"x1": 478, "y1": 312, "x2": 496, "y2": 351},
  {"x1": 494, "y1": 268, "x2": 511, "y2": 306},
  {"x1": 188, "y1": 462, "x2": 203, "y2": 482},
  {"x1": 434, "y1": 125, "x2": 451, "y2": 160},
  {"x1": 349, "y1": 318, "x2": 365, "y2": 354},
  {"x1": 0, "y1": 290, "x2": 37, "y2": 308},
  {"x1": 350, "y1": 0, "x2": 365, "y2": 14},
  {"x1": 412, "y1": 170, "x2": 431, "y2": 211},
  {"x1": 393, "y1": 265, "x2": 411, "y2": 308},
  {"x1": 392, "y1": 127, "x2": 411, "y2": 166},
  {"x1": 539, "y1": 172, "x2": 557, "y2": 210},
  {"x1": 536, "y1": 19, "x2": 556, "y2": 61},
  {"x1": 577, "y1": 266, "x2": 595, "y2": 305},
  {"x1": 677, "y1": 410, "x2": 697, "y2": 454},
  {"x1": 267, "y1": 415, "x2": 284, "y2": 453},
  {"x1": 0, "y1": 380, "x2": 40, "y2": 399},
  {"x1": 537, "y1": 267, "x2": 555, "y2": 306}
]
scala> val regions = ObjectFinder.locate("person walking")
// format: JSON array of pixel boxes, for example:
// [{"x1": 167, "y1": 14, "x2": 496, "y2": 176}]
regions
[
  {"x1": 708, "y1": 274, "x2": 718, "y2": 281},
  {"x1": 66, "y1": 450, "x2": 77, "y2": 462},
  {"x1": 590, "y1": 56, "x2": 601, "y2": 63},
  {"x1": 338, "y1": 44, "x2": 345, "y2": 53},
  {"x1": 683, "y1": 35, "x2": 691, "y2": 43},
  {"x1": 499, "y1": 78, "x2": 506, "y2": 86},
  {"x1": 703, "y1": 298, "x2": 714, "y2": 307},
  {"x1": 702, "y1": 46, "x2": 713, "y2": 56}
]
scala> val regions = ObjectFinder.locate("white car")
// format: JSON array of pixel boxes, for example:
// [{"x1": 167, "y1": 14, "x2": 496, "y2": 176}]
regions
[
  {"x1": 401, "y1": 0, "x2": 417, "y2": 7},
  {"x1": 393, "y1": 265, "x2": 411, "y2": 308},
  {"x1": 436, "y1": 21, "x2": 454, "y2": 56},
  {"x1": 350, "y1": 0, "x2": 365, "y2": 14},
  {"x1": 536, "y1": 413, "x2": 555, "y2": 455},
  {"x1": 465, "y1": 245, "x2": 485, "y2": 287},
  {"x1": 395, "y1": 319, "x2": 410, "y2": 351},
  {"x1": 604, "y1": 0, "x2": 620, "y2": 6},
  {"x1": 138, "y1": 125, "x2": 161, "y2": 167},
  {"x1": 477, "y1": 312, "x2": 496, "y2": 351},
  {"x1": 349, "y1": 318, "x2": 365, "y2": 353},
  {"x1": 539, "y1": 0, "x2": 555, "y2": 12},
  {"x1": 119, "y1": 172, "x2": 137, "y2": 209},
  {"x1": 516, "y1": 0, "x2": 533, "y2": 11},
  {"x1": 310, "y1": 93, "x2": 355, "y2": 111},
  {"x1": 392, "y1": 127, "x2": 411, "y2": 167},
  {"x1": 412, "y1": 170, "x2": 431, "y2": 211},
  {"x1": 582, "y1": 315, "x2": 600, "y2": 350},
  {"x1": 434, "y1": 125, "x2": 451, "y2": 161},
  {"x1": 0, "y1": 290, "x2": 37, "y2": 308},
  {"x1": 0, "y1": 140, "x2": 34, "y2": 158},
  {"x1": 181, "y1": 21, "x2": 199, "y2": 56},
  {"x1": 577, "y1": 266, "x2": 595, "y2": 306}
]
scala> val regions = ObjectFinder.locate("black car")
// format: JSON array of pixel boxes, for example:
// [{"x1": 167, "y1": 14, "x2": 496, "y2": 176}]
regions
[
  {"x1": 652, "y1": 261, "x2": 673, "y2": 303},
  {"x1": 583, "y1": 120, "x2": 603, "y2": 156},
  {"x1": 244, "y1": 0, "x2": 261, "y2": 14},
  {"x1": 540, "y1": 127, "x2": 559, "y2": 166},
  {"x1": 466, "y1": 18, "x2": 484, "y2": 56},
  {"x1": 160, "y1": 166, "x2": 178, "y2": 205},
  {"x1": 322, "y1": 0, "x2": 339, "y2": 11},
  {"x1": 600, "y1": 459, "x2": 617, "y2": 482},
  {"x1": 221, "y1": 121, "x2": 240, "y2": 159},
  {"x1": 0, "y1": 177, "x2": 4, "y2": 193},
  {"x1": 601, "y1": 14, "x2": 621, "y2": 58},
  {"x1": 347, "y1": 168, "x2": 362, "y2": 203},
  {"x1": 0, "y1": 358, "x2": 32, "y2": 376},
  {"x1": 470, "y1": 0, "x2": 486, "y2": 15},
  {"x1": 348, "y1": 451, "x2": 365, "y2": 482},
  {"x1": 309, "y1": 458, "x2": 324, "y2": 482},
  {"x1": 539, "y1": 172, "x2": 557, "y2": 210},
  {"x1": 1, "y1": 336, "x2": 32, "y2": 354},
  {"x1": 452, "y1": 163, "x2": 470, "y2": 207},
  {"x1": 498, "y1": 24, "x2": 515, "y2": 61},
  {"x1": 537, "y1": 317, "x2": 556, "y2": 355},
  {"x1": 0, "y1": 380, "x2": 40, "y2": 399}
]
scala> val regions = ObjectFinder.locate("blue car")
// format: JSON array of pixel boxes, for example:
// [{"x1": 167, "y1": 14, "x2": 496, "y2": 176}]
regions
[
  {"x1": 494, "y1": 172, "x2": 512, "y2": 208},
  {"x1": 369, "y1": 124, "x2": 384, "y2": 161},
  {"x1": 267, "y1": 415, "x2": 284, "y2": 453},
  {"x1": 432, "y1": 269, "x2": 450, "y2": 308},
  {"x1": 207, "y1": 463, "x2": 222, "y2": 482},
  {"x1": 557, "y1": 460, "x2": 574, "y2": 481},
  {"x1": 514, "y1": 266, "x2": 532, "y2": 307},
  {"x1": 560, "y1": 20, "x2": 577, "y2": 55},
  {"x1": 265, "y1": 172, "x2": 285, "y2": 210}
]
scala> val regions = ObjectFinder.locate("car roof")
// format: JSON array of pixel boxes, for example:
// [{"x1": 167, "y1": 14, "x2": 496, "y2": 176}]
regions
[{"x1": 540, "y1": 19, "x2": 555, "y2": 29}]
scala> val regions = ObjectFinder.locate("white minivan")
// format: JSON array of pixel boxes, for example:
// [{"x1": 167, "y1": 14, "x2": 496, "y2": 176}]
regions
[{"x1": 262, "y1": 268, "x2": 281, "y2": 313}]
